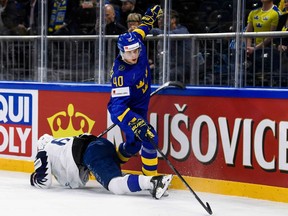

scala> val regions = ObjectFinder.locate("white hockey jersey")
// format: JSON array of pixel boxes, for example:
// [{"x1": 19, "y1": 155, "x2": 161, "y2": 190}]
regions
[{"x1": 34, "y1": 135, "x2": 88, "y2": 189}]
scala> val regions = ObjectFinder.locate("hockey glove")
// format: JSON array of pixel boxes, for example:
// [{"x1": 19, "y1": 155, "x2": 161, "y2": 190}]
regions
[
  {"x1": 30, "y1": 151, "x2": 52, "y2": 189},
  {"x1": 141, "y1": 5, "x2": 163, "y2": 28},
  {"x1": 128, "y1": 118, "x2": 157, "y2": 143},
  {"x1": 37, "y1": 134, "x2": 53, "y2": 151}
]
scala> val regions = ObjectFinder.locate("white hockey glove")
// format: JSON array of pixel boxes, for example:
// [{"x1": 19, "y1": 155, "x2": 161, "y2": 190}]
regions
[{"x1": 37, "y1": 134, "x2": 53, "y2": 151}]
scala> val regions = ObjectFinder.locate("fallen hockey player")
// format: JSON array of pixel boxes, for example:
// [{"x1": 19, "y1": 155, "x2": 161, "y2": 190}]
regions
[{"x1": 30, "y1": 133, "x2": 172, "y2": 199}]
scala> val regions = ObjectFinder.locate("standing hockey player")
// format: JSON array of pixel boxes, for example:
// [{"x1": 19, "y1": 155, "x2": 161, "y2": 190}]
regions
[
  {"x1": 30, "y1": 134, "x2": 172, "y2": 199},
  {"x1": 107, "y1": 5, "x2": 162, "y2": 176}
]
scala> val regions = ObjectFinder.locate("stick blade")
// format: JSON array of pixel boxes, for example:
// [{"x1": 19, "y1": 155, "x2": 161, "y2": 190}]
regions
[
  {"x1": 150, "y1": 81, "x2": 185, "y2": 97},
  {"x1": 167, "y1": 81, "x2": 185, "y2": 89},
  {"x1": 206, "y1": 202, "x2": 213, "y2": 215}
]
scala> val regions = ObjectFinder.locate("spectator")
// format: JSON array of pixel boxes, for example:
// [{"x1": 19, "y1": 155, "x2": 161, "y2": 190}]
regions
[
  {"x1": 90, "y1": 4, "x2": 127, "y2": 81},
  {"x1": 150, "y1": 9, "x2": 192, "y2": 83},
  {"x1": 246, "y1": 0, "x2": 281, "y2": 57},
  {"x1": 99, "y1": 3, "x2": 128, "y2": 58},
  {"x1": 126, "y1": 12, "x2": 141, "y2": 32},
  {"x1": 104, "y1": 3, "x2": 127, "y2": 35},
  {"x1": 1, "y1": 0, "x2": 30, "y2": 35},
  {"x1": 0, "y1": 0, "x2": 34, "y2": 79},
  {"x1": 108, "y1": 0, "x2": 122, "y2": 23},
  {"x1": 276, "y1": 0, "x2": 288, "y2": 51},
  {"x1": 245, "y1": 0, "x2": 281, "y2": 86},
  {"x1": 92, "y1": 4, "x2": 127, "y2": 35},
  {"x1": 53, "y1": 0, "x2": 98, "y2": 35},
  {"x1": 119, "y1": 0, "x2": 144, "y2": 28},
  {"x1": 48, "y1": 0, "x2": 79, "y2": 35},
  {"x1": 0, "y1": 0, "x2": 8, "y2": 34},
  {"x1": 74, "y1": 0, "x2": 97, "y2": 35},
  {"x1": 275, "y1": 0, "x2": 288, "y2": 82},
  {"x1": 278, "y1": 0, "x2": 287, "y2": 14}
]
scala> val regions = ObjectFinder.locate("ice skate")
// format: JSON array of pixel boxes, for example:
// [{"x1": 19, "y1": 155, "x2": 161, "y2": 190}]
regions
[{"x1": 150, "y1": 174, "x2": 173, "y2": 199}]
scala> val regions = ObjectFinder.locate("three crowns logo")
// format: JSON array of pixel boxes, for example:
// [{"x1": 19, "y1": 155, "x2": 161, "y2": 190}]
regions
[{"x1": 47, "y1": 104, "x2": 95, "y2": 138}]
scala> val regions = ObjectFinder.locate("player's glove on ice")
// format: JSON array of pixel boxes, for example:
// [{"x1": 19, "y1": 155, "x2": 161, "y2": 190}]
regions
[{"x1": 30, "y1": 151, "x2": 52, "y2": 189}]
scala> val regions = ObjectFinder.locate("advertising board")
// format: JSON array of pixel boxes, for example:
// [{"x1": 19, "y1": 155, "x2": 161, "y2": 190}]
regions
[
  {"x1": 0, "y1": 89, "x2": 38, "y2": 160},
  {"x1": 1, "y1": 83, "x2": 288, "y2": 202}
]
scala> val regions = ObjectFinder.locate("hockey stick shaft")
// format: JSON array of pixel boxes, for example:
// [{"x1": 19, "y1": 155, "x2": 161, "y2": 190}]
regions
[
  {"x1": 97, "y1": 81, "x2": 185, "y2": 138},
  {"x1": 148, "y1": 138, "x2": 213, "y2": 215}
]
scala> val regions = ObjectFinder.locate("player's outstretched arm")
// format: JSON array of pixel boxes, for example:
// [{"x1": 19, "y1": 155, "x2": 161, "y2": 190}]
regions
[
  {"x1": 30, "y1": 150, "x2": 52, "y2": 189},
  {"x1": 133, "y1": 5, "x2": 163, "y2": 38},
  {"x1": 141, "y1": 5, "x2": 163, "y2": 29}
]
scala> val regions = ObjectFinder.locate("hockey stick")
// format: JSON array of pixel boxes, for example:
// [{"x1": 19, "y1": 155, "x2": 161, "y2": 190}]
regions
[
  {"x1": 97, "y1": 81, "x2": 185, "y2": 138},
  {"x1": 150, "y1": 81, "x2": 185, "y2": 97},
  {"x1": 148, "y1": 137, "x2": 213, "y2": 215}
]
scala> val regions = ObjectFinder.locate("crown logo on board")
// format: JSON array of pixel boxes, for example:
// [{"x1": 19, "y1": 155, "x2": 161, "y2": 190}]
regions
[{"x1": 47, "y1": 104, "x2": 95, "y2": 138}]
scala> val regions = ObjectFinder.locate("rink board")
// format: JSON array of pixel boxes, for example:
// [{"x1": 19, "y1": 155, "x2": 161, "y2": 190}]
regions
[{"x1": 1, "y1": 81, "x2": 288, "y2": 203}]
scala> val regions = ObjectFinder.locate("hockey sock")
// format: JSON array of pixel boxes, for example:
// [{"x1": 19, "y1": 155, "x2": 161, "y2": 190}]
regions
[{"x1": 141, "y1": 143, "x2": 158, "y2": 176}]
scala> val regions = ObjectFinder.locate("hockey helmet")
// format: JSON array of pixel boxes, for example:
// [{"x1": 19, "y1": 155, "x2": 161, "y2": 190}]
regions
[{"x1": 117, "y1": 32, "x2": 140, "y2": 53}]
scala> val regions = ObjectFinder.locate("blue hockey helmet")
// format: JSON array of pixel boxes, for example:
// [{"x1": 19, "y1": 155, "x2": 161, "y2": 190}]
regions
[{"x1": 117, "y1": 32, "x2": 140, "y2": 53}]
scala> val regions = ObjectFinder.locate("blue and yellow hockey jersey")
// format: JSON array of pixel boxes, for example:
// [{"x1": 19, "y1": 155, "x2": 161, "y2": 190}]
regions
[{"x1": 107, "y1": 25, "x2": 152, "y2": 129}]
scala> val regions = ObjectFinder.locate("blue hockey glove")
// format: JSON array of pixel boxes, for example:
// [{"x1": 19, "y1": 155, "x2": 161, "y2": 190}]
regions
[
  {"x1": 141, "y1": 5, "x2": 163, "y2": 28},
  {"x1": 128, "y1": 118, "x2": 157, "y2": 143},
  {"x1": 30, "y1": 151, "x2": 52, "y2": 189}
]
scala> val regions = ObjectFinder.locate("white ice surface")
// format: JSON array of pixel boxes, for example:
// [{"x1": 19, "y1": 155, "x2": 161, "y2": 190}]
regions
[{"x1": 0, "y1": 170, "x2": 287, "y2": 216}]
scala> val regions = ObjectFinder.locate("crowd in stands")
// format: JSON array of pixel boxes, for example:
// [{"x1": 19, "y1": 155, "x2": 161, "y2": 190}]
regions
[
  {"x1": 1, "y1": 0, "x2": 286, "y2": 37},
  {"x1": 0, "y1": 0, "x2": 161, "y2": 36},
  {"x1": 0, "y1": 0, "x2": 235, "y2": 36},
  {"x1": 2, "y1": 0, "x2": 288, "y2": 86}
]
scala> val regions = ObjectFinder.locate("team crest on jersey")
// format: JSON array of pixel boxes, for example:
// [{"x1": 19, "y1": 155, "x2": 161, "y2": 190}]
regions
[
  {"x1": 136, "y1": 79, "x2": 145, "y2": 89},
  {"x1": 256, "y1": 23, "x2": 262, "y2": 28},
  {"x1": 111, "y1": 87, "x2": 130, "y2": 97},
  {"x1": 118, "y1": 65, "x2": 125, "y2": 71}
]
